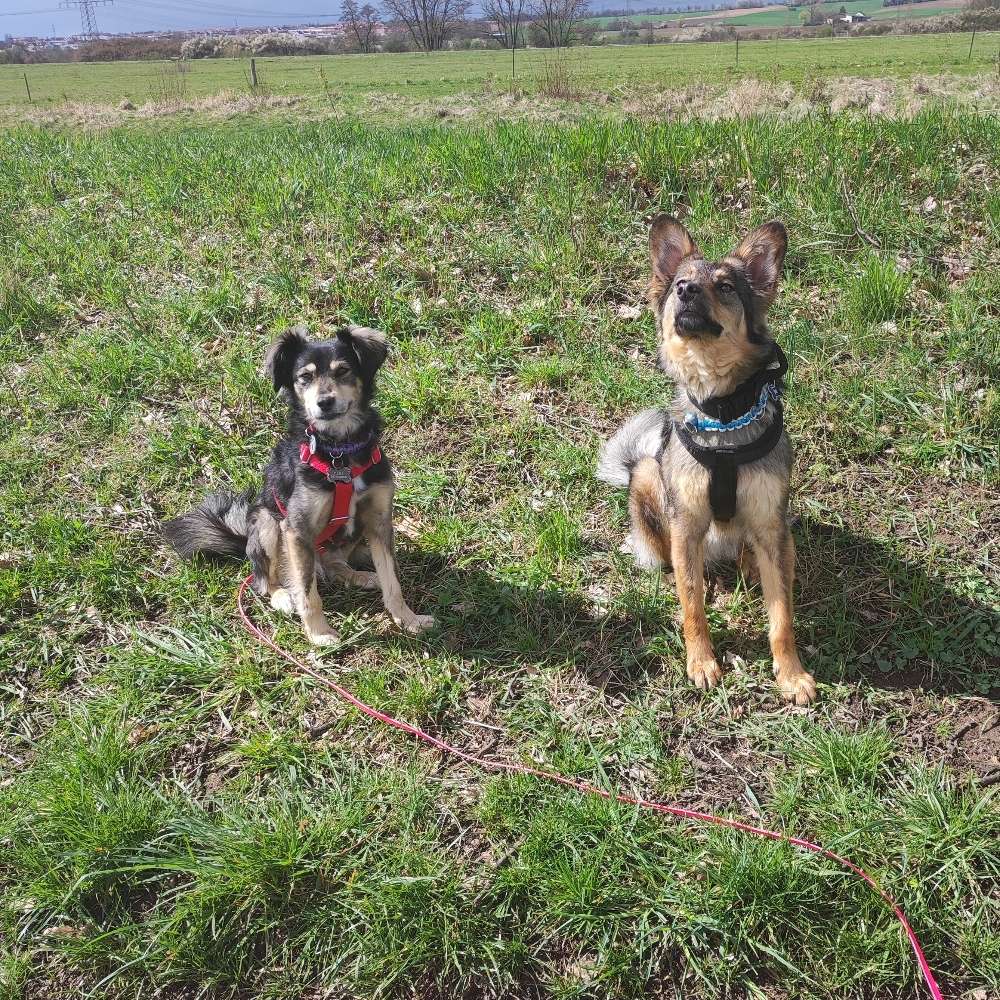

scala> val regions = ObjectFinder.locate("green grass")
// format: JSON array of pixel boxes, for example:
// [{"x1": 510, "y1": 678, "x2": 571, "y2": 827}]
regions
[
  {"x1": 0, "y1": 30, "x2": 996, "y2": 111},
  {"x1": 680, "y1": 0, "x2": 962, "y2": 27},
  {"x1": 1, "y1": 91, "x2": 999, "y2": 999}
]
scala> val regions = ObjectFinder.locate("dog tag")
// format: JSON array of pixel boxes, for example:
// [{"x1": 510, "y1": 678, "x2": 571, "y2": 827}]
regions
[{"x1": 327, "y1": 466, "x2": 352, "y2": 483}]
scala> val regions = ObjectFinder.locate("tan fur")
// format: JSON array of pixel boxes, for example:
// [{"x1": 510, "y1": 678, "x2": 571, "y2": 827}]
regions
[
  {"x1": 269, "y1": 479, "x2": 433, "y2": 643},
  {"x1": 357, "y1": 483, "x2": 434, "y2": 634},
  {"x1": 628, "y1": 457, "x2": 672, "y2": 567},
  {"x1": 657, "y1": 263, "x2": 768, "y2": 401},
  {"x1": 625, "y1": 216, "x2": 816, "y2": 704}
]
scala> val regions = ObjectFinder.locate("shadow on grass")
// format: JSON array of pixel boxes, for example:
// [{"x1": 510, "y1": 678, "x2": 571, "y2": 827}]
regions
[
  {"x1": 378, "y1": 516, "x2": 999, "y2": 701},
  {"x1": 791, "y1": 515, "x2": 999, "y2": 699}
]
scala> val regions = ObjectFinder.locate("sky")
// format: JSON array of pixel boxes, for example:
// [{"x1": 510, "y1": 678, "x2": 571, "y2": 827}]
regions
[
  {"x1": 1, "y1": 0, "x2": 703, "y2": 40},
  {"x1": 2, "y1": 0, "x2": 347, "y2": 39}
]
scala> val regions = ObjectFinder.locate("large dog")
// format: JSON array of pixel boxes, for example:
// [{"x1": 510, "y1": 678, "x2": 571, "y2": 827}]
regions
[
  {"x1": 164, "y1": 325, "x2": 434, "y2": 645},
  {"x1": 598, "y1": 217, "x2": 816, "y2": 705}
]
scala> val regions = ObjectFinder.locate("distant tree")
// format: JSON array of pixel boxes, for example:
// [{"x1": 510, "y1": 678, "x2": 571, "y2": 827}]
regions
[
  {"x1": 531, "y1": 0, "x2": 591, "y2": 47},
  {"x1": 839, "y1": 3, "x2": 847, "y2": 11},
  {"x1": 380, "y1": 0, "x2": 470, "y2": 50},
  {"x1": 481, "y1": 0, "x2": 529, "y2": 47},
  {"x1": 382, "y1": 28, "x2": 414, "y2": 50},
  {"x1": 343, "y1": 0, "x2": 382, "y2": 52},
  {"x1": 800, "y1": 0, "x2": 824, "y2": 23}
]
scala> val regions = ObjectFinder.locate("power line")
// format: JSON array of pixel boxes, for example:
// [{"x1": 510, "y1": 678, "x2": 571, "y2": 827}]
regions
[
  {"x1": 0, "y1": 8, "x2": 66, "y2": 15},
  {"x1": 118, "y1": 0, "x2": 341, "y2": 18},
  {"x1": 58, "y1": 0, "x2": 113, "y2": 37}
]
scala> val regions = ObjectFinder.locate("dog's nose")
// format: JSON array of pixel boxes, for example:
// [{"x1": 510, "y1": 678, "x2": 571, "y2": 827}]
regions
[
  {"x1": 317, "y1": 395, "x2": 339, "y2": 413},
  {"x1": 676, "y1": 280, "x2": 701, "y2": 303}
]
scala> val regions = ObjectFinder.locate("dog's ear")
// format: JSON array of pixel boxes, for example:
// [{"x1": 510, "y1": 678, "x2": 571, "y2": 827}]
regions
[
  {"x1": 264, "y1": 325, "x2": 308, "y2": 392},
  {"x1": 337, "y1": 326, "x2": 389, "y2": 382},
  {"x1": 729, "y1": 221, "x2": 787, "y2": 309},
  {"x1": 649, "y1": 215, "x2": 700, "y2": 290}
]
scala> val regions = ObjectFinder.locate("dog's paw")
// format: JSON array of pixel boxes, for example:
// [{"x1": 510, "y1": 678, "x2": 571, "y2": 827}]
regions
[
  {"x1": 396, "y1": 613, "x2": 435, "y2": 635},
  {"x1": 687, "y1": 657, "x2": 723, "y2": 690},
  {"x1": 777, "y1": 669, "x2": 817, "y2": 706},
  {"x1": 308, "y1": 630, "x2": 340, "y2": 647},
  {"x1": 270, "y1": 588, "x2": 294, "y2": 614}
]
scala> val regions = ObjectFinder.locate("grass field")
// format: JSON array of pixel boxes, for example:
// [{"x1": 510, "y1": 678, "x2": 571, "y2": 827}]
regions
[
  {"x1": 679, "y1": 0, "x2": 963, "y2": 27},
  {"x1": 1, "y1": 31, "x2": 998, "y2": 111},
  {"x1": 2, "y1": 40, "x2": 1000, "y2": 1000}
]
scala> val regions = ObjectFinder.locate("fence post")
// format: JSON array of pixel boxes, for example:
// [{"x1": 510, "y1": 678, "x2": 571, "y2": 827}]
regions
[
  {"x1": 24, "y1": 73, "x2": 32, "y2": 103},
  {"x1": 968, "y1": 28, "x2": 976, "y2": 62},
  {"x1": 250, "y1": 57, "x2": 259, "y2": 88},
  {"x1": 735, "y1": 32, "x2": 740, "y2": 67}
]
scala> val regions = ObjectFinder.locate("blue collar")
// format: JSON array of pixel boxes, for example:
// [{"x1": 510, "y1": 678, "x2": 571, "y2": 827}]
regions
[{"x1": 683, "y1": 382, "x2": 781, "y2": 433}]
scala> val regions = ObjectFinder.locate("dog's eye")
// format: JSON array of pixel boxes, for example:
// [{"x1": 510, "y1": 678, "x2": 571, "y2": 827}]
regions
[
  {"x1": 297, "y1": 371, "x2": 313, "y2": 383},
  {"x1": 717, "y1": 281, "x2": 735, "y2": 295}
]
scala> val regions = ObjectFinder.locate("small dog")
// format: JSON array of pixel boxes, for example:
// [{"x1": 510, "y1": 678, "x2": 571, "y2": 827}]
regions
[
  {"x1": 164, "y1": 325, "x2": 434, "y2": 645},
  {"x1": 598, "y1": 217, "x2": 816, "y2": 705}
]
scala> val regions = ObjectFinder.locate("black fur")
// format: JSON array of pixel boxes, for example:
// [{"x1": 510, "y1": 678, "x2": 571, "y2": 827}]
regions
[
  {"x1": 164, "y1": 326, "x2": 391, "y2": 565},
  {"x1": 162, "y1": 491, "x2": 252, "y2": 559},
  {"x1": 730, "y1": 268, "x2": 768, "y2": 344}
]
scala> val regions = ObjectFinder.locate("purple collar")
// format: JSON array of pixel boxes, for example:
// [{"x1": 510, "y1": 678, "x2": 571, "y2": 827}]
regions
[{"x1": 305, "y1": 425, "x2": 376, "y2": 459}]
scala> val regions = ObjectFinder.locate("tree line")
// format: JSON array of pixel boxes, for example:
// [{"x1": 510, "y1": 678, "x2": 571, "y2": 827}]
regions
[{"x1": 342, "y1": 0, "x2": 592, "y2": 52}]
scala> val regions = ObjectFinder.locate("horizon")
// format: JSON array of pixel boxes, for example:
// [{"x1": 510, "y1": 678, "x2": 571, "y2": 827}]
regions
[{"x1": 2, "y1": 1, "x2": 722, "y2": 41}]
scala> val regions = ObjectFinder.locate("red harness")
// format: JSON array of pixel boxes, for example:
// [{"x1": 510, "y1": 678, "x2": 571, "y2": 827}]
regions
[{"x1": 272, "y1": 436, "x2": 382, "y2": 550}]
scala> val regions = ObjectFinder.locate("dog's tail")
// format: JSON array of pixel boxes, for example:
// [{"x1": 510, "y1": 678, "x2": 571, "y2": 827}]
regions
[
  {"x1": 162, "y1": 490, "x2": 253, "y2": 561},
  {"x1": 596, "y1": 408, "x2": 668, "y2": 487}
]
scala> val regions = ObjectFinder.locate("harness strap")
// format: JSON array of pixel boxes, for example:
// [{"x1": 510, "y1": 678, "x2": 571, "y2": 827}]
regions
[
  {"x1": 271, "y1": 444, "x2": 383, "y2": 551},
  {"x1": 674, "y1": 408, "x2": 784, "y2": 522},
  {"x1": 690, "y1": 343, "x2": 789, "y2": 422}
]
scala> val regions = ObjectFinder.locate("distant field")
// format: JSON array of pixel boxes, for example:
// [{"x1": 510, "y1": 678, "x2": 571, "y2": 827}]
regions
[
  {"x1": 588, "y1": 11, "x2": 669, "y2": 25},
  {"x1": 680, "y1": 0, "x2": 962, "y2": 26},
  {"x1": 0, "y1": 31, "x2": 996, "y2": 111}
]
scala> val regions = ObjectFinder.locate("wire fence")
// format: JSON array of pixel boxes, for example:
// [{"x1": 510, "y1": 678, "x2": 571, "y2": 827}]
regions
[{"x1": 1, "y1": 30, "x2": 997, "y2": 109}]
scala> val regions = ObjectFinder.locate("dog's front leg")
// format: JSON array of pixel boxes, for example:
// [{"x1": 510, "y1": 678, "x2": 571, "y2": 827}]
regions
[
  {"x1": 751, "y1": 525, "x2": 816, "y2": 705},
  {"x1": 361, "y1": 486, "x2": 434, "y2": 635},
  {"x1": 284, "y1": 524, "x2": 339, "y2": 646},
  {"x1": 670, "y1": 521, "x2": 721, "y2": 690}
]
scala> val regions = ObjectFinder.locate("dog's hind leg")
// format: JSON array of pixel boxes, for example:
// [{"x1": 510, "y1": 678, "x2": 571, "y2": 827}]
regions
[
  {"x1": 360, "y1": 485, "x2": 434, "y2": 634},
  {"x1": 320, "y1": 549, "x2": 379, "y2": 590},
  {"x1": 751, "y1": 524, "x2": 816, "y2": 705},
  {"x1": 247, "y1": 509, "x2": 281, "y2": 597},
  {"x1": 628, "y1": 457, "x2": 671, "y2": 568}
]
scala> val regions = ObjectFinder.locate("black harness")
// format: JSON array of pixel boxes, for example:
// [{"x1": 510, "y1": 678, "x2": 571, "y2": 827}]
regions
[{"x1": 669, "y1": 344, "x2": 789, "y2": 523}]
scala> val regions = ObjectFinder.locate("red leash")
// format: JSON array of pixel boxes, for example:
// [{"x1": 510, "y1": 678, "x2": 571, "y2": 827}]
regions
[{"x1": 236, "y1": 574, "x2": 944, "y2": 999}]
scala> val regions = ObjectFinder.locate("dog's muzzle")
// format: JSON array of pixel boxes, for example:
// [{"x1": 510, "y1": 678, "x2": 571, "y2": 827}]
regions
[
  {"x1": 317, "y1": 398, "x2": 353, "y2": 417},
  {"x1": 675, "y1": 308, "x2": 723, "y2": 338}
]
